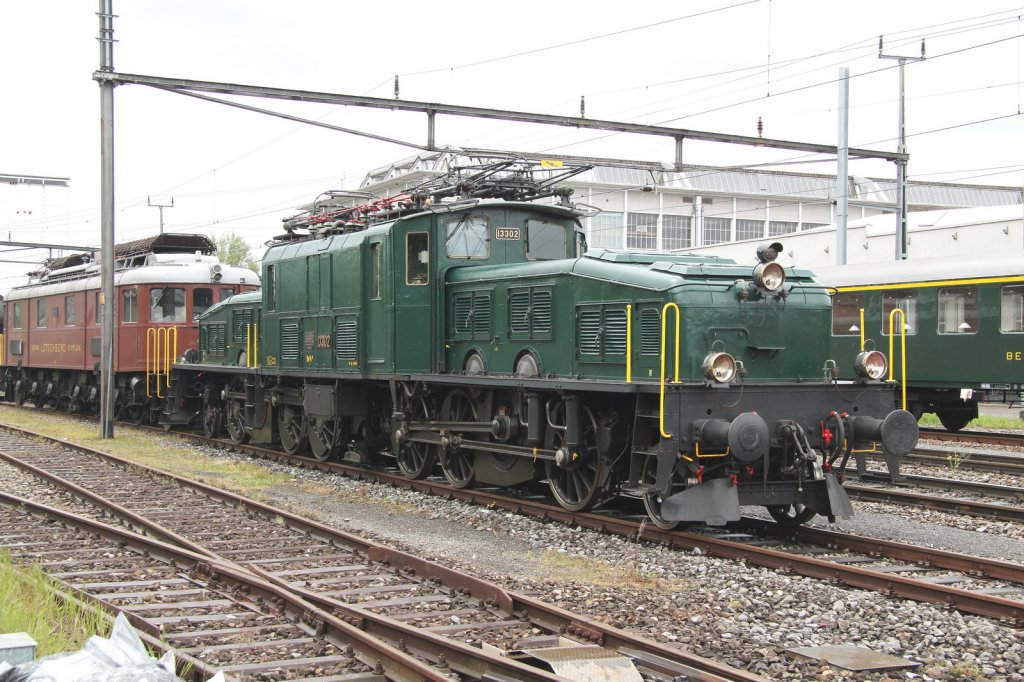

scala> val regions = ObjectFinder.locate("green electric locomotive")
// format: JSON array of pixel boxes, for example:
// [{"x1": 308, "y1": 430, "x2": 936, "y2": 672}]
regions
[{"x1": 167, "y1": 161, "x2": 918, "y2": 527}]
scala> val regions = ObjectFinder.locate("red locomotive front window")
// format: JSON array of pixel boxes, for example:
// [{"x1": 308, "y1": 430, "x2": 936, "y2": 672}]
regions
[
  {"x1": 122, "y1": 289, "x2": 137, "y2": 323},
  {"x1": 150, "y1": 287, "x2": 186, "y2": 323},
  {"x1": 219, "y1": 288, "x2": 234, "y2": 302},
  {"x1": 193, "y1": 288, "x2": 214, "y2": 319}
]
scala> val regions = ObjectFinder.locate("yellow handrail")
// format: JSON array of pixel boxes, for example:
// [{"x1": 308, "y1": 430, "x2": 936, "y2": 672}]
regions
[
  {"x1": 887, "y1": 308, "x2": 908, "y2": 410},
  {"x1": 145, "y1": 327, "x2": 157, "y2": 398},
  {"x1": 246, "y1": 323, "x2": 252, "y2": 368},
  {"x1": 859, "y1": 307, "x2": 865, "y2": 351},
  {"x1": 0, "y1": 333, "x2": 5, "y2": 366},
  {"x1": 254, "y1": 323, "x2": 259, "y2": 368},
  {"x1": 625, "y1": 305, "x2": 632, "y2": 384},
  {"x1": 659, "y1": 302, "x2": 681, "y2": 439}
]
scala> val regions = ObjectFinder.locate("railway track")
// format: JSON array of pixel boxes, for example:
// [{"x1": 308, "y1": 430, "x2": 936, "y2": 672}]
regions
[
  {"x1": 2, "y1": 421, "x2": 1022, "y2": 628},
  {"x1": 919, "y1": 427, "x2": 1024, "y2": 449},
  {"x1": 868, "y1": 447, "x2": 1024, "y2": 476},
  {"x1": 0, "y1": 424, "x2": 757, "y2": 682},
  {"x1": 844, "y1": 470, "x2": 1024, "y2": 523}
]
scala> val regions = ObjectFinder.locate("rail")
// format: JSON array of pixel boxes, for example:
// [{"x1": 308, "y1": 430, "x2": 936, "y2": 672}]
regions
[
  {"x1": 887, "y1": 308, "x2": 908, "y2": 410},
  {"x1": 659, "y1": 302, "x2": 681, "y2": 439}
]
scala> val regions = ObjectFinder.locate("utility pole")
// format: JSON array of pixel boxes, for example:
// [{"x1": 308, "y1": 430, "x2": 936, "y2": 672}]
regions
[
  {"x1": 836, "y1": 67, "x2": 849, "y2": 266},
  {"x1": 879, "y1": 37, "x2": 925, "y2": 261},
  {"x1": 98, "y1": 0, "x2": 116, "y2": 439},
  {"x1": 148, "y1": 196, "x2": 174, "y2": 234}
]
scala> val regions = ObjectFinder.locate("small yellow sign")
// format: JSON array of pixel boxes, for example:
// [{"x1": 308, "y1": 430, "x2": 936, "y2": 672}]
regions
[{"x1": 540, "y1": 159, "x2": 564, "y2": 168}]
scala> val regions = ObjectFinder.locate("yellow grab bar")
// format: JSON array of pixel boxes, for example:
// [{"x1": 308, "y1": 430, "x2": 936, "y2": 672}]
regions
[
  {"x1": 625, "y1": 305, "x2": 632, "y2": 384},
  {"x1": 254, "y1": 323, "x2": 259, "y2": 368},
  {"x1": 659, "y1": 302, "x2": 681, "y2": 439},
  {"x1": 145, "y1": 327, "x2": 157, "y2": 398},
  {"x1": 859, "y1": 307, "x2": 865, "y2": 351},
  {"x1": 246, "y1": 324, "x2": 252, "y2": 368},
  {"x1": 887, "y1": 308, "x2": 908, "y2": 410}
]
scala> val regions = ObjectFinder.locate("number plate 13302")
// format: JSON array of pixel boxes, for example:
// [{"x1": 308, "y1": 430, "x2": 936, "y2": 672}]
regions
[{"x1": 495, "y1": 228, "x2": 521, "y2": 240}]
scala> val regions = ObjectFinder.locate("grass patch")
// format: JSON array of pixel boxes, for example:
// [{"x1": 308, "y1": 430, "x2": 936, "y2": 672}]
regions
[
  {"x1": 0, "y1": 551, "x2": 110, "y2": 657},
  {"x1": 529, "y1": 549, "x2": 674, "y2": 589},
  {"x1": 0, "y1": 405, "x2": 292, "y2": 499},
  {"x1": 918, "y1": 413, "x2": 1024, "y2": 430}
]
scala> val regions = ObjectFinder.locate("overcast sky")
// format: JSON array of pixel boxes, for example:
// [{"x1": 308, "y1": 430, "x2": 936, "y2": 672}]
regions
[{"x1": 1, "y1": 1, "x2": 1022, "y2": 288}]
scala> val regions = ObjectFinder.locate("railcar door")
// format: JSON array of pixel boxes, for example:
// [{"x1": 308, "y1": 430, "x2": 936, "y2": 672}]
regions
[
  {"x1": 364, "y1": 237, "x2": 392, "y2": 372},
  {"x1": 393, "y1": 225, "x2": 433, "y2": 373}
]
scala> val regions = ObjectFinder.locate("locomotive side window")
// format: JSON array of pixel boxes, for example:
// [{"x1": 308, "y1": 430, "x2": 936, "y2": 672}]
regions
[
  {"x1": 193, "y1": 288, "x2": 214, "y2": 319},
  {"x1": 526, "y1": 220, "x2": 566, "y2": 261},
  {"x1": 12, "y1": 302, "x2": 23, "y2": 329},
  {"x1": 150, "y1": 287, "x2": 186, "y2": 323},
  {"x1": 122, "y1": 289, "x2": 137, "y2": 323},
  {"x1": 445, "y1": 216, "x2": 489, "y2": 259},
  {"x1": 406, "y1": 232, "x2": 429, "y2": 285},
  {"x1": 831, "y1": 292, "x2": 864, "y2": 336},
  {"x1": 1000, "y1": 285, "x2": 1024, "y2": 333},
  {"x1": 64, "y1": 296, "x2": 77, "y2": 326},
  {"x1": 267, "y1": 265, "x2": 277, "y2": 311},
  {"x1": 95, "y1": 292, "x2": 103, "y2": 324},
  {"x1": 881, "y1": 290, "x2": 918, "y2": 335},
  {"x1": 37, "y1": 298, "x2": 47, "y2": 328},
  {"x1": 937, "y1": 286, "x2": 979, "y2": 334},
  {"x1": 369, "y1": 244, "x2": 382, "y2": 299}
]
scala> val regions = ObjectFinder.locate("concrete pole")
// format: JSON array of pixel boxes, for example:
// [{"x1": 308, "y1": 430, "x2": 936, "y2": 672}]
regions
[
  {"x1": 895, "y1": 58, "x2": 908, "y2": 260},
  {"x1": 98, "y1": 0, "x2": 116, "y2": 438},
  {"x1": 836, "y1": 67, "x2": 849, "y2": 266}
]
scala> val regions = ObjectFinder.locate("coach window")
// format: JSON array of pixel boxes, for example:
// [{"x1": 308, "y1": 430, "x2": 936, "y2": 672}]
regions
[
  {"x1": 406, "y1": 233, "x2": 429, "y2": 285},
  {"x1": 37, "y1": 298, "x2": 47, "y2": 328},
  {"x1": 150, "y1": 287, "x2": 186, "y2": 323},
  {"x1": 267, "y1": 265, "x2": 277, "y2": 311},
  {"x1": 193, "y1": 288, "x2": 214, "y2": 319},
  {"x1": 65, "y1": 295, "x2": 77, "y2": 326},
  {"x1": 937, "y1": 286, "x2": 979, "y2": 334},
  {"x1": 1000, "y1": 285, "x2": 1024, "y2": 333},
  {"x1": 831, "y1": 292, "x2": 864, "y2": 335},
  {"x1": 122, "y1": 289, "x2": 137, "y2": 323},
  {"x1": 12, "y1": 302, "x2": 23, "y2": 329},
  {"x1": 526, "y1": 220, "x2": 566, "y2": 260},
  {"x1": 882, "y1": 290, "x2": 918, "y2": 335},
  {"x1": 445, "y1": 216, "x2": 489, "y2": 259}
]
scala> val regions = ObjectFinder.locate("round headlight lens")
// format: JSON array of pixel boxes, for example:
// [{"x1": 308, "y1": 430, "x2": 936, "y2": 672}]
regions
[
  {"x1": 753, "y1": 262, "x2": 785, "y2": 291},
  {"x1": 702, "y1": 352, "x2": 737, "y2": 383},
  {"x1": 854, "y1": 350, "x2": 888, "y2": 380}
]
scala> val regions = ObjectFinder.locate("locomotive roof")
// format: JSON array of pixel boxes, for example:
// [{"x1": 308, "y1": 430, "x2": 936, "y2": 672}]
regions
[
  {"x1": 37, "y1": 233, "x2": 217, "y2": 273},
  {"x1": 812, "y1": 252, "x2": 1024, "y2": 289}
]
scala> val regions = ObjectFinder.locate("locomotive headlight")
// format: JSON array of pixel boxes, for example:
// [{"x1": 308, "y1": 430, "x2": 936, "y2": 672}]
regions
[
  {"x1": 753, "y1": 262, "x2": 785, "y2": 291},
  {"x1": 702, "y1": 352, "x2": 737, "y2": 383},
  {"x1": 854, "y1": 350, "x2": 888, "y2": 380}
]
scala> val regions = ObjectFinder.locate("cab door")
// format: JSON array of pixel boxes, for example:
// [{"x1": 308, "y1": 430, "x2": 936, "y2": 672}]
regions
[
  {"x1": 393, "y1": 226, "x2": 433, "y2": 372},
  {"x1": 364, "y1": 237, "x2": 392, "y2": 372}
]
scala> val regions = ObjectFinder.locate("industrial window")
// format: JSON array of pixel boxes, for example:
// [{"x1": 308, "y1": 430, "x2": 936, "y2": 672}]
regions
[
  {"x1": 37, "y1": 299, "x2": 47, "y2": 328},
  {"x1": 150, "y1": 287, "x2": 186, "y2": 323},
  {"x1": 589, "y1": 212, "x2": 623, "y2": 249},
  {"x1": 526, "y1": 220, "x2": 566, "y2": 260},
  {"x1": 64, "y1": 296, "x2": 76, "y2": 326},
  {"x1": 445, "y1": 216, "x2": 489, "y2": 259},
  {"x1": 702, "y1": 217, "x2": 731, "y2": 245},
  {"x1": 406, "y1": 232, "x2": 429, "y2": 285},
  {"x1": 801, "y1": 222, "x2": 828, "y2": 231},
  {"x1": 370, "y1": 244, "x2": 382, "y2": 299},
  {"x1": 1000, "y1": 285, "x2": 1024, "y2": 333},
  {"x1": 769, "y1": 221, "x2": 798, "y2": 237},
  {"x1": 626, "y1": 213, "x2": 657, "y2": 250},
  {"x1": 122, "y1": 289, "x2": 137, "y2": 323},
  {"x1": 937, "y1": 286, "x2": 979, "y2": 335},
  {"x1": 832, "y1": 292, "x2": 864, "y2": 336},
  {"x1": 661, "y1": 215, "x2": 691, "y2": 250},
  {"x1": 735, "y1": 219, "x2": 763, "y2": 241},
  {"x1": 12, "y1": 302, "x2": 22, "y2": 329},
  {"x1": 881, "y1": 290, "x2": 918, "y2": 336},
  {"x1": 267, "y1": 265, "x2": 277, "y2": 311},
  {"x1": 193, "y1": 288, "x2": 214, "y2": 319}
]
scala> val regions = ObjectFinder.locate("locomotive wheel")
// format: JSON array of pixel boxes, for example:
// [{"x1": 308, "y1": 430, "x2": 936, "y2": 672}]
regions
[
  {"x1": 641, "y1": 455, "x2": 688, "y2": 530},
  {"x1": 13, "y1": 382, "x2": 27, "y2": 406},
  {"x1": 202, "y1": 405, "x2": 224, "y2": 438},
  {"x1": 308, "y1": 417, "x2": 340, "y2": 462},
  {"x1": 439, "y1": 390, "x2": 477, "y2": 488},
  {"x1": 544, "y1": 403, "x2": 607, "y2": 512},
  {"x1": 936, "y1": 408, "x2": 972, "y2": 433},
  {"x1": 224, "y1": 378, "x2": 250, "y2": 444},
  {"x1": 766, "y1": 504, "x2": 816, "y2": 527},
  {"x1": 395, "y1": 393, "x2": 437, "y2": 480},
  {"x1": 277, "y1": 404, "x2": 308, "y2": 455}
]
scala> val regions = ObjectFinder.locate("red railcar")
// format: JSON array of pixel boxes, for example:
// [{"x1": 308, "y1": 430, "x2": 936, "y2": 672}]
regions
[{"x1": 1, "y1": 234, "x2": 259, "y2": 420}]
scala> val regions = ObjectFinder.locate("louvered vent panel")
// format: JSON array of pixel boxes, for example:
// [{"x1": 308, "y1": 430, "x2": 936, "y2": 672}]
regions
[
  {"x1": 232, "y1": 309, "x2": 253, "y2": 341},
  {"x1": 335, "y1": 320, "x2": 358, "y2": 361},
  {"x1": 453, "y1": 295, "x2": 472, "y2": 334},
  {"x1": 473, "y1": 293, "x2": 490, "y2": 336},
  {"x1": 211, "y1": 325, "x2": 226, "y2": 354},
  {"x1": 640, "y1": 309, "x2": 660, "y2": 356},
  {"x1": 578, "y1": 310, "x2": 602, "y2": 355},
  {"x1": 604, "y1": 309, "x2": 627, "y2": 355},
  {"x1": 531, "y1": 291, "x2": 552, "y2": 334},
  {"x1": 281, "y1": 323, "x2": 300, "y2": 359},
  {"x1": 199, "y1": 327, "x2": 207, "y2": 352},
  {"x1": 509, "y1": 291, "x2": 530, "y2": 333}
]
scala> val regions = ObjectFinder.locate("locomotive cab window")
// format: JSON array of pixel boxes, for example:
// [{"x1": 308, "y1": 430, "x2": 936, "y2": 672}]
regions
[
  {"x1": 64, "y1": 296, "x2": 76, "y2": 326},
  {"x1": 882, "y1": 290, "x2": 918, "y2": 335},
  {"x1": 267, "y1": 265, "x2": 277, "y2": 311},
  {"x1": 937, "y1": 286, "x2": 979, "y2": 334},
  {"x1": 193, "y1": 288, "x2": 214, "y2": 319},
  {"x1": 831, "y1": 292, "x2": 864, "y2": 336},
  {"x1": 37, "y1": 298, "x2": 47, "y2": 328},
  {"x1": 12, "y1": 302, "x2": 23, "y2": 329},
  {"x1": 370, "y1": 243, "x2": 382, "y2": 299},
  {"x1": 445, "y1": 216, "x2": 489, "y2": 259},
  {"x1": 150, "y1": 287, "x2": 186, "y2": 323},
  {"x1": 1000, "y1": 285, "x2": 1024, "y2": 333},
  {"x1": 526, "y1": 220, "x2": 566, "y2": 260},
  {"x1": 122, "y1": 289, "x2": 137, "y2": 323},
  {"x1": 406, "y1": 232, "x2": 429, "y2": 285}
]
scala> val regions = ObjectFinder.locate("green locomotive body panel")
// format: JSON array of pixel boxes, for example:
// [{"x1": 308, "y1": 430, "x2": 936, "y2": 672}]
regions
[{"x1": 197, "y1": 291, "x2": 262, "y2": 367}]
